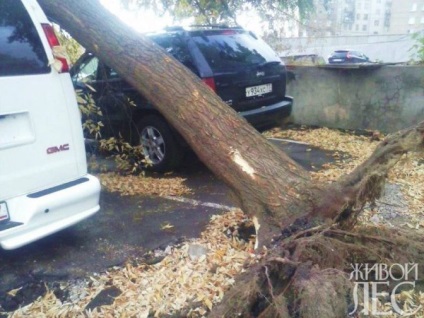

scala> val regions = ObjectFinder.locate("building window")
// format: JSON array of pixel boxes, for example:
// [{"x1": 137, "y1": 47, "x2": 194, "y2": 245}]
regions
[
  {"x1": 362, "y1": 25, "x2": 367, "y2": 31},
  {"x1": 374, "y1": 20, "x2": 380, "y2": 26},
  {"x1": 409, "y1": 17, "x2": 416, "y2": 24},
  {"x1": 411, "y1": 3, "x2": 417, "y2": 11},
  {"x1": 356, "y1": 24, "x2": 359, "y2": 31},
  {"x1": 364, "y1": 14, "x2": 369, "y2": 20},
  {"x1": 357, "y1": 13, "x2": 361, "y2": 19}
]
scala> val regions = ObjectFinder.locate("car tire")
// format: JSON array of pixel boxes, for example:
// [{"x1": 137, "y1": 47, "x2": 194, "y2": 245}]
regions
[{"x1": 136, "y1": 115, "x2": 183, "y2": 172}]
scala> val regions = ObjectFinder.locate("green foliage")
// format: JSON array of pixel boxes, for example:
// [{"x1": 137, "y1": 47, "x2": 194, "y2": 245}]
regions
[
  {"x1": 130, "y1": 0, "x2": 314, "y2": 28},
  {"x1": 410, "y1": 32, "x2": 424, "y2": 64},
  {"x1": 99, "y1": 137, "x2": 150, "y2": 174},
  {"x1": 76, "y1": 89, "x2": 149, "y2": 174},
  {"x1": 77, "y1": 91, "x2": 104, "y2": 139},
  {"x1": 55, "y1": 26, "x2": 83, "y2": 64}
]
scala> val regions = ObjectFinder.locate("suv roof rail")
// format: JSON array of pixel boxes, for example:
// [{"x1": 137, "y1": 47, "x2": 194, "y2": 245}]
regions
[
  {"x1": 189, "y1": 24, "x2": 243, "y2": 30},
  {"x1": 163, "y1": 26, "x2": 185, "y2": 32}
]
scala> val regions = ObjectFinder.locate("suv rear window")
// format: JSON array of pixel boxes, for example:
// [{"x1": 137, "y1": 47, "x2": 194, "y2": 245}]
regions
[
  {"x1": 191, "y1": 31, "x2": 280, "y2": 72},
  {"x1": 151, "y1": 34, "x2": 197, "y2": 73},
  {"x1": 332, "y1": 51, "x2": 347, "y2": 56},
  {"x1": 0, "y1": 0, "x2": 49, "y2": 77}
]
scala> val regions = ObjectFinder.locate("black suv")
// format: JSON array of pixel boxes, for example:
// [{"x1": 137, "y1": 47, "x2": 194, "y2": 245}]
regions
[{"x1": 71, "y1": 26, "x2": 293, "y2": 171}]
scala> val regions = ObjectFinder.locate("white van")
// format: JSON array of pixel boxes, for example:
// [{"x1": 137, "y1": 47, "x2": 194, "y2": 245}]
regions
[{"x1": 0, "y1": 0, "x2": 101, "y2": 249}]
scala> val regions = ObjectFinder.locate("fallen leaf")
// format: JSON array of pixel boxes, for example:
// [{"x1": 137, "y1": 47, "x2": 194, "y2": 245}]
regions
[{"x1": 161, "y1": 222, "x2": 174, "y2": 230}]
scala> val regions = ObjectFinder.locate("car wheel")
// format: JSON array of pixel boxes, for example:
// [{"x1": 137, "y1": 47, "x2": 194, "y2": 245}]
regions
[{"x1": 136, "y1": 115, "x2": 183, "y2": 172}]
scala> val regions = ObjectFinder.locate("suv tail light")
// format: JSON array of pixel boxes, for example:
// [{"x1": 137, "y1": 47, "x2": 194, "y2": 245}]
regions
[
  {"x1": 202, "y1": 77, "x2": 216, "y2": 92},
  {"x1": 41, "y1": 23, "x2": 70, "y2": 73}
]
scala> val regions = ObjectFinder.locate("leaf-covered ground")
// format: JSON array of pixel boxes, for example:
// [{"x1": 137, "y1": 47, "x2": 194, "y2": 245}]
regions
[
  {"x1": 6, "y1": 127, "x2": 424, "y2": 317},
  {"x1": 264, "y1": 126, "x2": 424, "y2": 227},
  {"x1": 98, "y1": 173, "x2": 192, "y2": 197}
]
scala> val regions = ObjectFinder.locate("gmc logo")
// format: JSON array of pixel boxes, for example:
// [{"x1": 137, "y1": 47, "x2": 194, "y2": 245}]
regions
[{"x1": 47, "y1": 144, "x2": 70, "y2": 154}]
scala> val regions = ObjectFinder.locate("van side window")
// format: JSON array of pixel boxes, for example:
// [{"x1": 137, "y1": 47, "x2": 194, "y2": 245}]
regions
[{"x1": 0, "y1": 0, "x2": 50, "y2": 76}]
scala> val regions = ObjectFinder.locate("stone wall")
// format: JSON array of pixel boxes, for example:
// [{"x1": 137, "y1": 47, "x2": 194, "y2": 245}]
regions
[{"x1": 286, "y1": 65, "x2": 424, "y2": 133}]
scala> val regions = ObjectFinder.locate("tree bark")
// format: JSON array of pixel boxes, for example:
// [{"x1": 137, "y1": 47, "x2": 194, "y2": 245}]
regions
[
  {"x1": 38, "y1": 1, "x2": 424, "y2": 316},
  {"x1": 39, "y1": 0, "x2": 316, "y2": 245}
]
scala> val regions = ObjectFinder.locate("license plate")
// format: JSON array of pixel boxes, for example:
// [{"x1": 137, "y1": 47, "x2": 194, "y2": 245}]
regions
[
  {"x1": 0, "y1": 202, "x2": 9, "y2": 222},
  {"x1": 333, "y1": 59, "x2": 343, "y2": 62},
  {"x1": 246, "y1": 83, "x2": 272, "y2": 97}
]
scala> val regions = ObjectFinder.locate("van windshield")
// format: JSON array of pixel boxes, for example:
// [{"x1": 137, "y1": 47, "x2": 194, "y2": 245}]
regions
[
  {"x1": 191, "y1": 31, "x2": 280, "y2": 72},
  {"x1": 0, "y1": 0, "x2": 49, "y2": 76}
]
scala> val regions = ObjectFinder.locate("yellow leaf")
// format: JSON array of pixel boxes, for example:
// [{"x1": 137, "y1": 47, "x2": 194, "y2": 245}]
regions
[
  {"x1": 204, "y1": 298, "x2": 213, "y2": 310},
  {"x1": 161, "y1": 222, "x2": 174, "y2": 230}
]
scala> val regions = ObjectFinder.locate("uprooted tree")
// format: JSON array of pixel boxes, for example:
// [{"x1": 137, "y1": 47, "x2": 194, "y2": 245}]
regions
[{"x1": 39, "y1": 1, "x2": 424, "y2": 316}]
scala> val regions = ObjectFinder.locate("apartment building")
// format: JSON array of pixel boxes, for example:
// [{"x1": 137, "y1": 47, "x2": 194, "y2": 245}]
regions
[
  {"x1": 301, "y1": 0, "x2": 424, "y2": 36},
  {"x1": 351, "y1": 0, "x2": 392, "y2": 34},
  {"x1": 390, "y1": 0, "x2": 424, "y2": 33}
]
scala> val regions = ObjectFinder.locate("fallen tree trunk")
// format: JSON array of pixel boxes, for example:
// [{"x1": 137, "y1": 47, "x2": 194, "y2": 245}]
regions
[
  {"x1": 210, "y1": 122, "x2": 424, "y2": 317},
  {"x1": 38, "y1": 1, "x2": 424, "y2": 316},
  {"x1": 39, "y1": 0, "x2": 316, "y2": 247},
  {"x1": 316, "y1": 121, "x2": 424, "y2": 227}
]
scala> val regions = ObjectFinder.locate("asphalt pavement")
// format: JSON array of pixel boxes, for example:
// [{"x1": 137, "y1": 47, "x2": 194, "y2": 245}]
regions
[{"x1": 0, "y1": 138, "x2": 338, "y2": 312}]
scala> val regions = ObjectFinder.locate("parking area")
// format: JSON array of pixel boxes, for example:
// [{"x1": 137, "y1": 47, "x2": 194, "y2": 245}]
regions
[{"x1": 0, "y1": 138, "x2": 337, "y2": 311}]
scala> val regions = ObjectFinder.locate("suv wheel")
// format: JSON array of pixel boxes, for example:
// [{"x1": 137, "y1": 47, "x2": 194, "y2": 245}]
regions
[{"x1": 137, "y1": 115, "x2": 183, "y2": 172}]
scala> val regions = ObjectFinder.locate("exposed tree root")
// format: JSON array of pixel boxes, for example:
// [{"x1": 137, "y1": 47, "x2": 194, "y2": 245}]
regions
[
  {"x1": 210, "y1": 226, "x2": 424, "y2": 317},
  {"x1": 311, "y1": 121, "x2": 424, "y2": 228},
  {"x1": 208, "y1": 121, "x2": 424, "y2": 317}
]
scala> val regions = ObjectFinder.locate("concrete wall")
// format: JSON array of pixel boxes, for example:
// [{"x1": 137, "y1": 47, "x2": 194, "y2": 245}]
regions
[
  {"x1": 286, "y1": 65, "x2": 424, "y2": 133},
  {"x1": 276, "y1": 33, "x2": 420, "y2": 63}
]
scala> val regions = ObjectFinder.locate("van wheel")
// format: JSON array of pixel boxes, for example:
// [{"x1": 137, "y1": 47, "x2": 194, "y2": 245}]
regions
[{"x1": 136, "y1": 115, "x2": 183, "y2": 172}]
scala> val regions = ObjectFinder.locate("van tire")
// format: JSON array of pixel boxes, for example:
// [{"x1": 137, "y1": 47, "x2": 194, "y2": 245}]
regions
[{"x1": 136, "y1": 115, "x2": 183, "y2": 172}]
